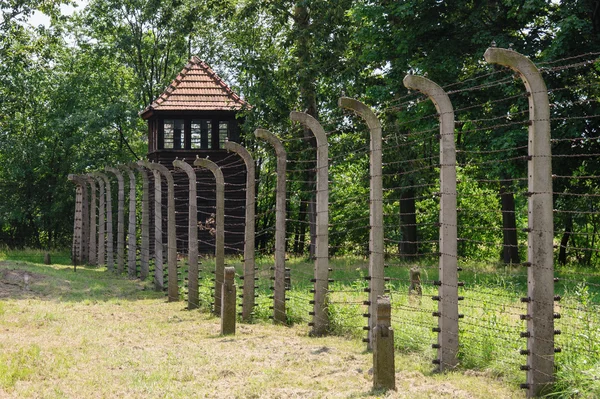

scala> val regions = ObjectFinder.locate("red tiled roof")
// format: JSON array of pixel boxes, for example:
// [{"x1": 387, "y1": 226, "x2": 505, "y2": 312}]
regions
[{"x1": 141, "y1": 56, "x2": 249, "y2": 117}]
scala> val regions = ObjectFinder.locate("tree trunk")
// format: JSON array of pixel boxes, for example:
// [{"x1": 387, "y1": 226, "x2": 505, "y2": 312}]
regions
[
  {"x1": 294, "y1": 4, "x2": 318, "y2": 259},
  {"x1": 500, "y1": 180, "x2": 520, "y2": 264},
  {"x1": 558, "y1": 213, "x2": 573, "y2": 266},
  {"x1": 399, "y1": 189, "x2": 418, "y2": 258},
  {"x1": 294, "y1": 197, "x2": 308, "y2": 254}
]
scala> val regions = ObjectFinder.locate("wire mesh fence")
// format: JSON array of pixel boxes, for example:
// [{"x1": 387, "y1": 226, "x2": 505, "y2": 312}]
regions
[{"x1": 51, "y1": 48, "x2": 600, "y2": 396}]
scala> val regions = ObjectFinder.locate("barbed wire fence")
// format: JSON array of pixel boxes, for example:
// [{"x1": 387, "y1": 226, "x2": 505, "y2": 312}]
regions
[{"x1": 54, "y1": 48, "x2": 600, "y2": 397}]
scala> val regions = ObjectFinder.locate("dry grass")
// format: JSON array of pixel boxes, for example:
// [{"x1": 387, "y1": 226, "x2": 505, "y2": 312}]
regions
[{"x1": 0, "y1": 260, "x2": 523, "y2": 398}]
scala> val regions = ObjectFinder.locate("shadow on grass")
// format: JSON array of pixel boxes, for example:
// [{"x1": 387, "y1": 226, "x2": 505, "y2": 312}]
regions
[{"x1": 0, "y1": 258, "x2": 165, "y2": 303}]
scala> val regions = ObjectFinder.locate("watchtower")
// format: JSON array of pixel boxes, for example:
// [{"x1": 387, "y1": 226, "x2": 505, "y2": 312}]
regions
[{"x1": 141, "y1": 57, "x2": 249, "y2": 253}]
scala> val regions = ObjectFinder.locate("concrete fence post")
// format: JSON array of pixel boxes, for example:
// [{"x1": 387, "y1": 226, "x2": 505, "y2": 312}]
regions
[
  {"x1": 119, "y1": 164, "x2": 137, "y2": 278},
  {"x1": 484, "y1": 47, "x2": 555, "y2": 397},
  {"x1": 224, "y1": 141, "x2": 256, "y2": 322},
  {"x1": 403, "y1": 74, "x2": 459, "y2": 371},
  {"x1": 339, "y1": 97, "x2": 384, "y2": 349},
  {"x1": 221, "y1": 266, "x2": 236, "y2": 335},
  {"x1": 80, "y1": 176, "x2": 90, "y2": 265},
  {"x1": 152, "y1": 168, "x2": 164, "y2": 291},
  {"x1": 86, "y1": 175, "x2": 98, "y2": 266},
  {"x1": 101, "y1": 173, "x2": 114, "y2": 271},
  {"x1": 254, "y1": 130, "x2": 287, "y2": 324},
  {"x1": 106, "y1": 167, "x2": 125, "y2": 274},
  {"x1": 290, "y1": 112, "x2": 330, "y2": 336},
  {"x1": 373, "y1": 296, "x2": 395, "y2": 391},
  {"x1": 92, "y1": 173, "x2": 106, "y2": 267},
  {"x1": 68, "y1": 174, "x2": 85, "y2": 266},
  {"x1": 194, "y1": 157, "x2": 225, "y2": 315},
  {"x1": 133, "y1": 163, "x2": 150, "y2": 280},
  {"x1": 173, "y1": 159, "x2": 200, "y2": 310},
  {"x1": 140, "y1": 162, "x2": 178, "y2": 301}
]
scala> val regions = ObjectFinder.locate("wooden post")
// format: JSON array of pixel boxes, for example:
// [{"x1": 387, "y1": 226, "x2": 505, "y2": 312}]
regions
[
  {"x1": 106, "y1": 167, "x2": 126, "y2": 274},
  {"x1": 224, "y1": 141, "x2": 256, "y2": 322},
  {"x1": 173, "y1": 159, "x2": 200, "y2": 310},
  {"x1": 373, "y1": 296, "x2": 395, "y2": 391},
  {"x1": 86, "y1": 175, "x2": 98, "y2": 266},
  {"x1": 119, "y1": 165, "x2": 137, "y2": 278},
  {"x1": 485, "y1": 47, "x2": 554, "y2": 398},
  {"x1": 403, "y1": 74, "x2": 458, "y2": 371},
  {"x1": 339, "y1": 97, "x2": 384, "y2": 349},
  {"x1": 254, "y1": 130, "x2": 287, "y2": 324},
  {"x1": 133, "y1": 163, "x2": 150, "y2": 280},
  {"x1": 194, "y1": 157, "x2": 225, "y2": 315},
  {"x1": 140, "y1": 161, "x2": 178, "y2": 301},
  {"x1": 221, "y1": 266, "x2": 236, "y2": 335},
  {"x1": 290, "y1": 112, "x2": 329, "y2": 336}
]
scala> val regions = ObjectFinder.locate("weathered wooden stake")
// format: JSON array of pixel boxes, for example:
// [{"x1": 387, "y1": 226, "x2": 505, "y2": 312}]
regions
[
  {"x1": 221, "y1": 266, "x2": 236, "y2": 335},
  {"x1": 373, "y1": 296, "x2": 395, "y2": 391},
  {"x1": 339, "y1": 97, "x2": 384, "y2": 349},
  {"x1": 409, "y1": 268, "x2": 422, "y2": 296},
  {"x1": 173, "y1": 159, "x2": 200, "y2": 310},
  {"x1": 106, "y1": 166, "x2": 126, "y2": 274},
  {"x1": 404, "y1": 74, "x2": 458, "y2": 371},
  {"x1": 254, "y1": 130, "x2": 287, "y2": 324},
  {"x1": 485, "y1": 47, "x2": 554, "y2": 398},
  {"x1": 224, "y1": 141, "x2": 256, "y2": 322},
  {"x1": 194, "y1": 157, "x2": 225, "y2": 315},
  {"x1": 290, "y1": 112, "x2": 329, "y2": 336}
]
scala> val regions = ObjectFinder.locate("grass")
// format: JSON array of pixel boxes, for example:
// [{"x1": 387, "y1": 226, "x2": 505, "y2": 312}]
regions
[
  {"x1": 0, "y1": 252, "x2": 528, "y2": 398},
  {"x1": 185, "y1": 256, "x2": 600, "y2": 398}
]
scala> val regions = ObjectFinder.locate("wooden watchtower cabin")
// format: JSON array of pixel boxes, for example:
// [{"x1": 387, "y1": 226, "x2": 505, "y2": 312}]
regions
[{"x1": 140, "y1": 56, "x2": 250, "y2": 254}]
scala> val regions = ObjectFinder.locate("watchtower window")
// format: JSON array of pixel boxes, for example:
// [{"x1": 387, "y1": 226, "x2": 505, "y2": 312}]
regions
[
  {"x1": 164, "y1": 119, "x2": 184, "y2": 149},
  {"x1": 218, "y1": 121, "x2": 229, "y2": 149},
  {"x1": 191, "y1": 120, "x2": 212, "y2": 149}
]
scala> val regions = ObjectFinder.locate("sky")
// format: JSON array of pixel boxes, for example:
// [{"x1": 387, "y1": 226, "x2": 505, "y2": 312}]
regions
[{"x1": 27, "y1": 1, "x2": 88, "y2": 28}]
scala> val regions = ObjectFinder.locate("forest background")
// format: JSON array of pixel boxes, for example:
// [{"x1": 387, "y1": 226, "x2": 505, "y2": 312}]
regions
[{"x1": 1, "y1": 0, "x2": 599, "y2": 268}]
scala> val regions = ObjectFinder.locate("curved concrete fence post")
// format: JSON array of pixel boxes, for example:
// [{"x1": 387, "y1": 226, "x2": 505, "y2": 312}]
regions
[
  {"x1": 403, "y1": 75, "x2": 458, "y2": 371},
  {"x1": 91, "y1": 173, "x2": 106, "y2": 267},
  {"x1": 339, "y1": 97, "x2": 384, "y2": 350},
  {"x1": 290, "y1": 111, "x2": 329, "y2": 336},
  {"x1": 485, "y1": 47, "x2": 554, "y2": 397},
  {"x1": 80, "y1": 176, "x2": 90, "y2": 265},
  {"x1": 86, "y1": 175, "x2": 98, "y2": 266},
  {"x1": 147, "y1": 162, "x2": 177, "y2": 301},
  {"x1": 254, "y1": 130, "x2": 287, "y2": 324},
  {"x1": 106, "y1": 166, "x2": 126, "y2": 274},
  {"x1": 68, "y1": 174, "x2": 86, "y2": 266},
  {"x1": 133, "y1": 163, "x2": 150, "y2": 280},
  {"x1": 224, "y1": 140, "x2": 257, "y2": 322},
  {"x1": 151, "y1": 168, "x2": 165, "y2": 291},
  {"x1": 97, "y1": 172, "x2": 114, "y2": 271},
  {"x1": 119, "y1": 164, "x2": 137, "y2": 278},
  {"x1": 173, "y1": 159, "x2": 200, "y2": 310},
  {"x1": 194, "y1": 156, "x2": 225, "y2": 315}
]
